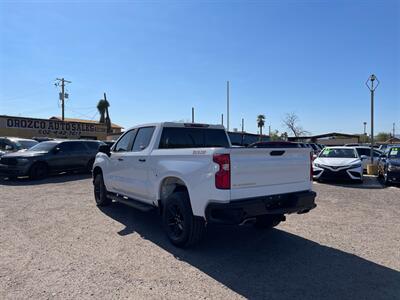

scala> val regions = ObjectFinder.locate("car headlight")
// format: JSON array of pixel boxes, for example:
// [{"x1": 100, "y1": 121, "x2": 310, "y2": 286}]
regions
[
  {"x1": 349, "y1": 163, "x2": 362, "y2": 169},
  {"x1": 16, "y1": 158, "x2": 30, "y2": 165},
  {"x1": 313, "y1": 163, "x2": 322, "y2": 168}
]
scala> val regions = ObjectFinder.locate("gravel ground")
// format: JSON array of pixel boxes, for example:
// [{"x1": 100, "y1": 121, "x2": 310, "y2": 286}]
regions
[{"x1": 0, "y1": 175, "x2": 399, "y2": 300}]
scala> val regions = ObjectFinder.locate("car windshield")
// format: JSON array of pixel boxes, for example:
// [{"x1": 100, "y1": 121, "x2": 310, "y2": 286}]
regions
[
  {"x1": 388, "y1": 147, "x2": 400, "y2": 158},
  {"x1": 28, "y1": 141, "x2": 58, "y2": 152},
  {"x1": 319, "y1": 148, "x2": 357, "y2": 158},
  {"x1": 17, "y1": 140, "x2": 38, "y2": 149}
]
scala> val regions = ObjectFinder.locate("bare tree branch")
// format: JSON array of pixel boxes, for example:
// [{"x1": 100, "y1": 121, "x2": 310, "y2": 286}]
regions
[{"x1": 282, "y1": 113, "x2": 310, "y2": 137}]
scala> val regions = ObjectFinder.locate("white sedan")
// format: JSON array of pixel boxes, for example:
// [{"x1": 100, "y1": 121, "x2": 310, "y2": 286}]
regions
[{"x1": 313, "y1": 147, "x2": 364, "y2": 183}]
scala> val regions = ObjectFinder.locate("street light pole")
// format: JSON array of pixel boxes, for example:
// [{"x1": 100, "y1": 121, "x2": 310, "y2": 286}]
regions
[
  {"x1": 363, "y1": 122, "x2": 367, "y2": 143},
  {"x1": 365, "y1": 74, "x2": 379, "y2": 164}
]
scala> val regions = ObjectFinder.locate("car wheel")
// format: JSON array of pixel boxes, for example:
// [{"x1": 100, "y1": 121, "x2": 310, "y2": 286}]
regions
[
  {"x1": 162, "y1": 191, "x2": 205, "y2": 248},
  {"x1": 254, "y1": 214, "x2": 284, "y2": 229},
  {"x1": 29, "y1": 162, "x2": 48, "y2": 180},
  {"x1": 94, "y1": 173, "x2": 111, "y2": 206}
]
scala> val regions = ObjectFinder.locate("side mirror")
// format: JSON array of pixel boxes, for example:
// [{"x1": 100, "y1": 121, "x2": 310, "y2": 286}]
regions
[
  {"x1": 98, "y1": 144, "x2": 111, "y2": 157},
  {"x1": 360, "y1": 155, "x2": 368, "y2": 160},
  {"x1": 53, "y1": 147, "x2": 60, "y2": 154},
  {"x1": 5, "y1": 145, "x2": 13, "y2": 151}
]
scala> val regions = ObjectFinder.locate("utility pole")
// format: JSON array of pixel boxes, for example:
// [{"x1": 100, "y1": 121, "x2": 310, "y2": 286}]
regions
[
  {"x1": 55, "y1": 78, "x2": 71, "y2": 121},
  {"x1": 226, "y1": 81, "x2": 230, "y2": 131},
  {"x1": 221, "y1": 114, "x2": 224, "y2": 126},
  {"x1": 366, "y1": 74, "x2": 379, "y2": 164},
  {"x1": 269, "y1": 125, "x2": 271, "y2": 137},
  {"x1": 241, "y1": 118, "x2": 244, "y2": 132},
  {"x1": 393, "y1": 122, "x2": 396, "y2": 138},
  {"x1": 192, "y1": 107, "x2": 195, "y2": 123}
]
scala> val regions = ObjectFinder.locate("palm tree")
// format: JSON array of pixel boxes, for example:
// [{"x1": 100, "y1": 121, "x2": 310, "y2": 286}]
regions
[
  {"x1": 97, "y1": 99, "x2": 109, "y2": 124},
  {"x1": 257, "y1": 114, "x2": 265, "y2": 140},
  {"x1": 97, "y1": 93, "x2": 111, "y2": 133}
]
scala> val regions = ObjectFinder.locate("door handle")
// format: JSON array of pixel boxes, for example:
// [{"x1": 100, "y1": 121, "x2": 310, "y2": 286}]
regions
[
  {"x1": 118, "y1": 158, "x2": 124, "y2": 161},
  {"x1": 138, "y1": 158, "x2": 146, "y2": 162}
]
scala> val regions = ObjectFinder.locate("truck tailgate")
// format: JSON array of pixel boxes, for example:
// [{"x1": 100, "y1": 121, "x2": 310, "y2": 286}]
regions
[{"x1": 229, "y1": 148, "x2": 312, "y2": 200}]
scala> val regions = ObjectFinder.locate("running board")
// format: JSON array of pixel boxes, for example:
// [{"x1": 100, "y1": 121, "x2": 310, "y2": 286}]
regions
[{"x1": 107, "y1": 192, "x2": 155, "y2": 212}]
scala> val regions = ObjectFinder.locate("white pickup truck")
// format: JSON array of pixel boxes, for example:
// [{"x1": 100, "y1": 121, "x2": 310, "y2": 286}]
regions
[{"x1": 93, "y1": 122, "x2": 316, "y2": 247}]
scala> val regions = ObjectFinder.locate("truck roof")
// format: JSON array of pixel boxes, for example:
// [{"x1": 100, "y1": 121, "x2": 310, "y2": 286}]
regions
[{"x1": 124, "y1": 122, "x2": 226, "y2": 132}]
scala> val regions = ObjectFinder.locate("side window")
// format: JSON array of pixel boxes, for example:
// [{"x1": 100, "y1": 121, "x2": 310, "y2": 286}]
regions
[
  {"x1": 357, "y1": 148, "x2": 369, "y2": 156},
  {"x1": 85, "y1": 142, "x2": 101, "y2": 151},
  {"x1": 70, "y1": 142, "x2": 87, "y2": 152},
  {"x1": 58, "y1": 142, "x2": 74, "y2": 153},
  {"x1": 114, "y1": 129, "x2": 137, "y2": 152},
  {"x1": 132, "y1": 127, "x2": 155, "y2": 151},
  {"x1": 373, "y1": 150, "x2": 381, "y2": 157}
]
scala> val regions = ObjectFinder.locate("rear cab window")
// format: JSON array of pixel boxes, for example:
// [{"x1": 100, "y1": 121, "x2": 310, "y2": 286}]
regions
[{"x1": 158, "y1": 127, "x2": 230, "y2": 149}]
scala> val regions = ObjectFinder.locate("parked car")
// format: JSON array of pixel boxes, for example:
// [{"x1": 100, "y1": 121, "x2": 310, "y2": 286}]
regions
[
  {"x1": 248, "y1": 141, "x2": 300, "y2": 148},
  {"x1": 378, "y1": 144, "x2": 400, "y2": 153},
  {"x1": 307, "y1": 143, "x2": 321, "y2": 155},
  {"x1": 0, "y1": 140, "x2": 104, "y2": 179},
  {"x1": 313, "y1": 147, "x2": 364, "y2": 182},
  {"x1": 350, "y1": 146, "x2": 382, "y2": 172},
  {"x1": 32, "y1": 137, "x2": 55, "y2": 143},
  {"x1": 377, "y1": 146, "x2": 400, "y2": 185},
  {"x1": 93, "y1": 122, "x2": 316, "y2": 247},
  {"x1": 0, "y1": 137, "x2": 38, "y2": 156}
]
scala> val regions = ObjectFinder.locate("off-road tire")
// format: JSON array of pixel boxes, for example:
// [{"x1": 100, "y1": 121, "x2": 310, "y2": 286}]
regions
[
  {"x1": 162, "y1": 191, "x2": 205, "y2": 248},
  {"x1": 94, "y1": 173, "x2": 111, "y2": 206}
]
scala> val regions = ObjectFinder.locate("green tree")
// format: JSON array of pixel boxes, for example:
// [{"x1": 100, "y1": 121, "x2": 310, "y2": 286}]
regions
[
  {"x1": 376, "y1": 132, "x2": 391, "y2": 142},
  {"x1": 257, "y1": 114, "x2": 265, "y2": 139},
  {"x1": 269, "y1": 129, "x2": 280, "y2": 141}
]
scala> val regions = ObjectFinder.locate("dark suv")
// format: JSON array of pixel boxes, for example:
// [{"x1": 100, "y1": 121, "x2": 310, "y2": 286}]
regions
[
  {"x1": 0, "y1": 140, "x2": 104, "y2": 179},
  {"x1": 378, "y1": 146, "x2": 400, "y2": 185}
]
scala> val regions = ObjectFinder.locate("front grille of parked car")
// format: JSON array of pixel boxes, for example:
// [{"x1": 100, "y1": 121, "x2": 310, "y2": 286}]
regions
[{"x1": 0, "y1": 157, "x2": 18, "y2": 165}]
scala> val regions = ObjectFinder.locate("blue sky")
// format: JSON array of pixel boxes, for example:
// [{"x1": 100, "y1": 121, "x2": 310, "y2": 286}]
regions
[{"x1": 0, "y1": 0, "x2": 399, "y2": 136}]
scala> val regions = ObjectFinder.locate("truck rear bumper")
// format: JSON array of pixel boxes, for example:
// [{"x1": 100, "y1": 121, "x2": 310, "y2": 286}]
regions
[{"x1": 205, "y1": 190, "x2": 317, "y2": 224}]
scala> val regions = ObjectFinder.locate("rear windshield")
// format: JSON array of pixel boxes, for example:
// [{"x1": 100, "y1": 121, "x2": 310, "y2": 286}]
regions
[
  {"x1": 319, "y1": 148, "x2": 357, "y2": 158},
  {"x1": 159, "y1": 127, "x2": 230, "y2": 149}
]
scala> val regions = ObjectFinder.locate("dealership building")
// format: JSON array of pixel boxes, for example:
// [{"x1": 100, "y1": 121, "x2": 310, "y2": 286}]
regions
[{"x1": 0, "y1": 115, "x2": 123, "y2": 141}]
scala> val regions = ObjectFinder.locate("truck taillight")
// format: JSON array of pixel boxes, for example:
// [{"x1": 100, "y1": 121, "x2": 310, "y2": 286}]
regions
[{"x1": 213, "y1": 154, "x2": 231, "y2": 189}]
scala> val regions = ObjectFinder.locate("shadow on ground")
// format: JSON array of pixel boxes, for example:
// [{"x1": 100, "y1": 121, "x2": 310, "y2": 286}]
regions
[
  {"x1": 0, "y1": 173, "x2": 91, "y2": 186},
  {"x1": 100, "y1": 203, "x2": 400, "y2": 300},
  {"x1": 314, "y1": 178, "x2": 385, "y2": 189}
]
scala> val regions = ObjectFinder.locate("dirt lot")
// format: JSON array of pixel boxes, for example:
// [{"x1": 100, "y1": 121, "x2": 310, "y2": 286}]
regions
[{"x1": 0, "y1": 175, "x2": 399, "y2": 300}]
